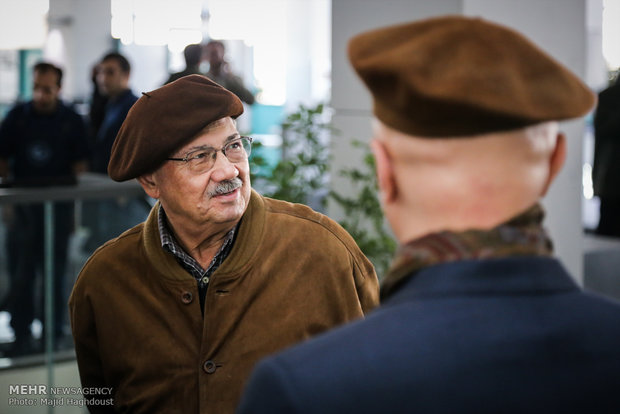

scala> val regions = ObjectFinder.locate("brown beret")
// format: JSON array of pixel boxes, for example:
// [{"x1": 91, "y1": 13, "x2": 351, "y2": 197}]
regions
[
  {"x1": 108, "y1": 74, "x2": 243, "y2": 181},
  {"x1": 348, "y1": 16, "x2": 596, "y2": 137}
]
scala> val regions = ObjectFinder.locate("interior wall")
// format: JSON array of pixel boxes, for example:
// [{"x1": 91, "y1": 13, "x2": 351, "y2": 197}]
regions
[
  {"x1": 48, "y1": 0, "x2": 113, "y2": 102},
  {"x1": 329, "y1": 0, "x2": 462, "y2": 230}
]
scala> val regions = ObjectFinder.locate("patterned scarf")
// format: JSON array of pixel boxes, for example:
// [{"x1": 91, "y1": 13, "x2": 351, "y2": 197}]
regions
[{"x1": 380, "y1": 203, "x2": 553, "y2": 300}]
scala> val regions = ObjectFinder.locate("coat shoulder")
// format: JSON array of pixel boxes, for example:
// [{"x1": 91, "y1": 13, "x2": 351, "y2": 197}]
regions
[
  {"x1": 73, "y1": 223, "x2": 145, "y2": 288},
  {"x1": 261, "y1": 196, "x2": 358, "y2": 248}
]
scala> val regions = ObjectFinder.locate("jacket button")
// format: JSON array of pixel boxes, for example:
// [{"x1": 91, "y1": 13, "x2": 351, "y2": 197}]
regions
[
  {"x1": 203, "y1": 360, "x2": 217, "y2": 374},
  {"x1": 181, "y1": 291, "x2": 193, "y2": 304}
]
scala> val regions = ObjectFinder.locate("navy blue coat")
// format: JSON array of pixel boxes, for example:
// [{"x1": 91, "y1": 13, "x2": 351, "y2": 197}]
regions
[
  {"x1": 237, "y1": 257, "x2": 620, "y2": 413},
  {"x1": 91, "y1": 88, "x2": 138, "y2": 174}
]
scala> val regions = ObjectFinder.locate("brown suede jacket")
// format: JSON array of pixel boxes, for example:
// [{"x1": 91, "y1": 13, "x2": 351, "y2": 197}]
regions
[{"x1": 69, "y1": 190, "x2": 379, "y2": 413}]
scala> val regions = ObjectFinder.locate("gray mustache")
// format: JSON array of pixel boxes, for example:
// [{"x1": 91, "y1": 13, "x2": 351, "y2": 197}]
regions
[{"x1": 208, "y1": 177, "x2": 242, "y2": 197}]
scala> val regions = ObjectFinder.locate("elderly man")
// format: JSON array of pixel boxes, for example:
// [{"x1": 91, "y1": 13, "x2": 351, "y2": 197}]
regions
[
  {"x1": 237, "y1": 16, "x2": 620, "y2": 414},
  {"x1": 69, "y1": 75, "x2": 378, "y2": 413}
]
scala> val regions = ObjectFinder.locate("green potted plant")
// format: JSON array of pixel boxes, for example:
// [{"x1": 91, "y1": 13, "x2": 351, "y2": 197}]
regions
[{"x1": 250, "y1": 103, "x2": 396, "y2": 276}]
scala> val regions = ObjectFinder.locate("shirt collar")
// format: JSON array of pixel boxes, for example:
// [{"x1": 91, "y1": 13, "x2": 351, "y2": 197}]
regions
[{"x1": 157, "y1": 204, "x2": 237, "y2": 279}]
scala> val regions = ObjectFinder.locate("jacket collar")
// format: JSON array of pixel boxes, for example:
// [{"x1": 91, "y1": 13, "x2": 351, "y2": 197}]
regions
[
  {"x1": 142, "y1": 189, "x2": 265, "y2": 282},
  {"x1": 214, "y1": 189, "x2": 265, "y2": 276},
  {"x1": 383, "y1": 256, "x2": 579, "y2": 306},
  {"x1": 381, "y1": 204, "x2": 553, "y2": 299}
]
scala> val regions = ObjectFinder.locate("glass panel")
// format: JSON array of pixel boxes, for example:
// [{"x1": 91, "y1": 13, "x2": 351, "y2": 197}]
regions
[{"x1": 0, "y1": 176, "x2": 150, "y2": 366}]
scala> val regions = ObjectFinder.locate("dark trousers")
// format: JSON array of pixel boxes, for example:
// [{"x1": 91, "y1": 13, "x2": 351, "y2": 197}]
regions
[
  {"x1": 5, "y1": 203, "x2": 73, "y2": 347},
  {"x1": 597, "y1": 197, "x2": 620, "y2": 238}
]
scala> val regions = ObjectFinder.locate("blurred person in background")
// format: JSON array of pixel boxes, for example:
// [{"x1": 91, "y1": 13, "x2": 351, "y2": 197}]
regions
[
  {"x1": 90, "y1": 52, "x2": 138, "y2": 174},
  {"x1": 164, "y1": 43, "x2": 204, "y2": 85},
  {"x1": 84, "y1": 51, "x2": 146, "y2": 252},
  {"x1": 204, "y1": 40, "x2": 255, "y2": 105},
  {"x1": 0, "y1": 62, "x2": 89, "y2": 356},
  {"x1": 593, "y1": 75, "x2": 620, "y2": 238},
  {"x1": 88, "y1": 63, "x2": 108, "y2": 141}
]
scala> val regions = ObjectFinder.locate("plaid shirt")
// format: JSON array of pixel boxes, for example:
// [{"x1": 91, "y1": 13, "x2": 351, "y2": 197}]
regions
[{"x1": 158, "y1": 205, "x2": 236, "y2": 309}]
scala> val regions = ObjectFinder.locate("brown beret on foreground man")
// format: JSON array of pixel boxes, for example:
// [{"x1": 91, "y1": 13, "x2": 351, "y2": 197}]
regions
[
  {"x1": 69, "y1": 75, "x2": 379, "y2": 413},
  {"x1": 237, "y1": 16, "x2": 620, "y2": 414}
]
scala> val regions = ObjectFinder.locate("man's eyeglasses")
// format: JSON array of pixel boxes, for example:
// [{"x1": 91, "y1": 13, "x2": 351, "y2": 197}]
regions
[{"x1": 166, "y1": 136, "x2": 253, "y2": 174}]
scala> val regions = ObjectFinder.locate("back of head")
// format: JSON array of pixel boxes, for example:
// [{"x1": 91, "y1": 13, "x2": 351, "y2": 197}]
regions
[
  {"x1": 184, "y1": 44, "x2": 202, "y2": 67},
  {"x1": 348, "y1": 16, "x2": 595, "y2": 240}
]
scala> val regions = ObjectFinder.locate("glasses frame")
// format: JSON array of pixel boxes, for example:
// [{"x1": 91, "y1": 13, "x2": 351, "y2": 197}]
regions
[{"x1": 166, "y1": 136, "x2": 253, "y2": 173}]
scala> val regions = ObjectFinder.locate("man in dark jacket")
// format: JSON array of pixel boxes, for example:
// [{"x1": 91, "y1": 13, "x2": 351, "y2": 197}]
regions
[
  {"x1": 164, "y1": 43, "x2": 203, "y2": 85},
  {"x1": 0, "y1": 62, "x2": 89, "y2": 356},
  {"x1": 91, "y1": 52, "x2": 137, "y2": 173},
  {"x1": 204, "y1": 40, "x2": 255, "y2": 105},
  {"x1": 593, "y1": 76, "x2": 620, "y2": 237},
  {"x1": 237, "y1": 16, "x2": 620, "y2": 414},
  {"x1": 85, "y1": 51, "x2": 145, "y2": 249}
]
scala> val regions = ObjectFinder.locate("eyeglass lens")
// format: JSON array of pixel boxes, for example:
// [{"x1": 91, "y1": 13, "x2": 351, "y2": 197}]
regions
[{"x1": 188, "y1": 137, "x2": 251, "y2": 172}]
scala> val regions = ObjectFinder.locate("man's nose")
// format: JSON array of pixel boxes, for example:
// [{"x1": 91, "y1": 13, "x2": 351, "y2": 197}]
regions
[{"x1": 209, "y1": 151, "x2": 239, "y2": 181}]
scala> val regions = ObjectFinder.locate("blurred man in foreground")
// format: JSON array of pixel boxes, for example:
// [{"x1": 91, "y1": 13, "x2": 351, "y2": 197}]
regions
[{"x1": 237, "y1": 16, "x2": 620, "y2": 414}]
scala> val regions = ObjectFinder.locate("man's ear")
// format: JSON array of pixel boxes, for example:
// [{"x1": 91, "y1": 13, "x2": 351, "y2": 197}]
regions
[
  {"x1": 137, "y1": 173, "x2": 160, "y2": 199},
  {"x1": 370, "y1": 139, "x2": 397, "y2": 203},
  {"x1": 542, "y1": 132, "x2": 567, "y2": 196}
]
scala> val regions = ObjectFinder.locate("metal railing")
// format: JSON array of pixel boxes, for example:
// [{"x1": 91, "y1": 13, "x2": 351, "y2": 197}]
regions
[{"x1": 0, "y1": 172, "x2": 148, "y2": 413}]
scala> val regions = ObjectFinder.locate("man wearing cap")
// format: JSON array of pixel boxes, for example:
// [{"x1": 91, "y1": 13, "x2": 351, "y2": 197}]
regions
[
  {"x1": 236, "y1": 16, "x2": 620, "y2": 414},
  {"x1": 69, "y1": 74, "x2": 378, "y2": 413}
]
